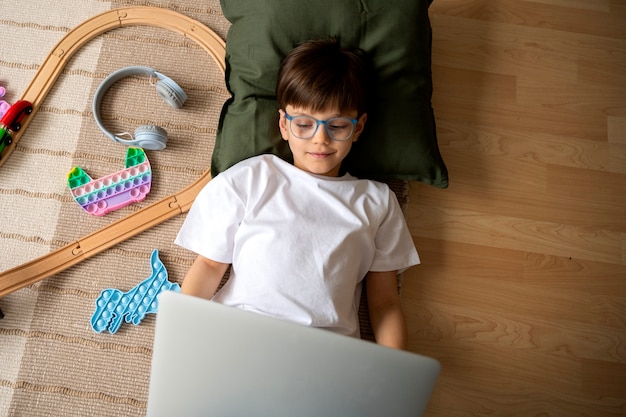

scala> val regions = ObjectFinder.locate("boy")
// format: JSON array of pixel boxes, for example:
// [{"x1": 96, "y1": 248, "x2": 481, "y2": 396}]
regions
[{"x1": 175, "y1": 38, "x2": 420, "y2": 350}]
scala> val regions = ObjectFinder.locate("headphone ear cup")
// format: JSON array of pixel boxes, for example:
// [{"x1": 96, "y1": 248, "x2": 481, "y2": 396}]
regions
[
  {"x1": 133, "y1": 125, "x2": 168, "y2": 150},
  {"x1": 155, "y1": 78, "x2": 187, "y2": 109}
]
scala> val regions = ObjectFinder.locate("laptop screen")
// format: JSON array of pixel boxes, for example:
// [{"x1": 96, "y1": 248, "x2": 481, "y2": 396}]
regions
[{"x1": 146, "y1": 291, "x2": 440, "y2": 417}]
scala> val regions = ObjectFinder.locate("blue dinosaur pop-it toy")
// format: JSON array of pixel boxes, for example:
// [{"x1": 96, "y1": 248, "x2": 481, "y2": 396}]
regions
[
  {"x1": 68, "y1": 147, "x2": 152, "y2": 216},
  {"x1": 90, "y1": 249, "x2": 180, "y2": 334}
]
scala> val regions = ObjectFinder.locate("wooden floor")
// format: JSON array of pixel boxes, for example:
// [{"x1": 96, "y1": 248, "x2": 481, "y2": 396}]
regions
[{"x1": 401, "y1": 1, "x2": 626, "y2": 415}]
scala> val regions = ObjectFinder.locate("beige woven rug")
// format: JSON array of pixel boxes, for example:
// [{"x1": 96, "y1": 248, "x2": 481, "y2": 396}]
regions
[{"x1": 0, "y1": 1, "x2": 406, "y2": 415}]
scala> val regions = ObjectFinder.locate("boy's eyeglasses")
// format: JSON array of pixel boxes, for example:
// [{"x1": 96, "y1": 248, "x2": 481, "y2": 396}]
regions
[{"x1": 283, "y1": 111, "x2": 358, "y2": 142}]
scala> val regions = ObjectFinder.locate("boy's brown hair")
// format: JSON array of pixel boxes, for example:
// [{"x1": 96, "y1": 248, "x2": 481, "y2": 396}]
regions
[{"x1": 276, "y1": 38, "x2": 372, "y2": 116}]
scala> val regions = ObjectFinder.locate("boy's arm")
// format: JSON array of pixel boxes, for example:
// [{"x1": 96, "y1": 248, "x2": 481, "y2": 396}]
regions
[
  {"x1": 181, "y1": 255, "x2": 230, "y2": 300},
  {"x1": 365, "y1": 270, "x2": 408, "y2": 350}
]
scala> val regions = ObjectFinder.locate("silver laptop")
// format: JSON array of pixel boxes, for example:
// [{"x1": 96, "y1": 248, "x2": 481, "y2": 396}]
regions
[{"x1": 146, "y1": 291, "x2": 440, "y2": 417}]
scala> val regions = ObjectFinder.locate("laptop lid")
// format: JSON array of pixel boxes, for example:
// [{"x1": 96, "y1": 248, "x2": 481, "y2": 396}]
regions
[{"x1": 146, "y1": 291, "x2": 440, "y2": 417}]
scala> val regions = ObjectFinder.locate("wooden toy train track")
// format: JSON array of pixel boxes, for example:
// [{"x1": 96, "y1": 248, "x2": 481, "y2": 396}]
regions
[{"x1": 0, "y1": 7, "x2": 225, "y2": 297}]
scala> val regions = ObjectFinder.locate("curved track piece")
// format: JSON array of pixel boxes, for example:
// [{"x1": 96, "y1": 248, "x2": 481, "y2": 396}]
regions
[{"x1": 0, "y1": 7, "x2": 225, "y2": 296}]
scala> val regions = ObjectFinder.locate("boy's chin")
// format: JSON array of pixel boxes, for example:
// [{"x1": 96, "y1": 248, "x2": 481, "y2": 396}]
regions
[{"x1": 295, "y1": 162, "x2": 341, "y2": 177}]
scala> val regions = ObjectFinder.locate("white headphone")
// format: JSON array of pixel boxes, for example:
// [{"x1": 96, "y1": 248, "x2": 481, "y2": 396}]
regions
[{"x1": 92, "y1": 66, "x2": 188, "y2": 150}]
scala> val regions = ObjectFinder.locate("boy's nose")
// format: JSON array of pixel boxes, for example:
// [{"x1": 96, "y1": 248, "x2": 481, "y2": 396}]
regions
[{"x1": 312, "y1": 125, "x2": 331, "y2": 144}]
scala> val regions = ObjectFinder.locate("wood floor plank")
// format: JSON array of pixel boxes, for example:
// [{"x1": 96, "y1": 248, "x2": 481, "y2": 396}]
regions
[
  {"x1": 435, "y1": 120, "x2": 612, "y2": 171},
  {"x1": 523, "y1": 253, "x2": 626, "y2": 290},
  {"x1": 516, "y1": 80, "x2": 626, "y2": 119},
  {"x1": 581, "y1": 359, "x2": 626, "y2": 398},
  {"x1": 609, "y1": 144, "x2": 626, "y2": 176},
  {"x1": 410, "y1": 150, "x2": 626, "y2": 232},
  {"x1": 527, "y1": 0, "x2": 611, "y2": 12},
  {"x1": 432, "y1": 96, "x2": 608, "y2": 142},
  {"x1": 430, "y1": 0, "x2": 613, "y2": 16},
  {"x1": 405, "y1": 241, "x2": 626, "y2": 333},
  {"x1": 407, "y1": 298, "x2": 625, "y2": 366},
  {"x1": 547, "y1": 164, "x2": 626, "y2": 206},
  {"x1": 430, "y1": 0, "x2": 625, "y2": 38},
  {"x1": 578, "y1": 53, "x2": 626, "y2": 91},
  {"x1": 432, "y1": 65, "x2": 517, "y2": 103},
  {"x1": 430, "y1": 15, "x2": 580, "y2": 84},
  {"x1": 608, "y1": 116, "x2": 626, "y2": 145},
  {"x1": 409, "y1": 203, "x2": 623, "y2": 264}
]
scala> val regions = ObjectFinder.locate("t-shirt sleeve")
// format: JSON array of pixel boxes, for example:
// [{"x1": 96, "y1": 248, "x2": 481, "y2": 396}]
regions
[
  {"x1": 369, "y1": 188, "x2": 421, "y2": 273},
  {"x1": 174, "y1": 173, "x2": 244, "y2": 264}
]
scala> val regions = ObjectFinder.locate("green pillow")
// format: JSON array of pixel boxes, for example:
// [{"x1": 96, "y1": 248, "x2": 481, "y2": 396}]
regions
[{"x1": 212, "y1": 0, "x2": 448, "y2": 187}]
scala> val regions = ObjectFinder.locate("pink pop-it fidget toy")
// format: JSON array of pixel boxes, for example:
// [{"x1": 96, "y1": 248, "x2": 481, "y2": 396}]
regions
[{"x1": 67, "y1": 147, "x2": 151, "y2": 216}]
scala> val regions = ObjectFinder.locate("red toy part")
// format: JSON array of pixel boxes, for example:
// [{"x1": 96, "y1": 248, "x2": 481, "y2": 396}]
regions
[
  {"x1": 0, "y1": 100, "x2": 33, "y2": 132},
  {"x1": 0, "y1": 100, "x2": 33, "y2": 158}
]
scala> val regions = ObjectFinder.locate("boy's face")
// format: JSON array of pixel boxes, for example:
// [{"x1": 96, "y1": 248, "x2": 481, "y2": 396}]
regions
[{"x1": 279, "y1": 105, "x2": 367, "y2": 177}]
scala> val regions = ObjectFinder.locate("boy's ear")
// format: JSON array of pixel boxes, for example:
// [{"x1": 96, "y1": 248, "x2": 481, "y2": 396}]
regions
[
  {"x1": 278, "y1": 110, "x2": 289, "y2": 140},
  {"x1": 353, "y1": 113, "x2": 368, "y2": 142}
]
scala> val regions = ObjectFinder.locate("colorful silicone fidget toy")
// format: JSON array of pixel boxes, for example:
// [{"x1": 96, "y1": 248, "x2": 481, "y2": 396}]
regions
[
  {"x1": 90, "y1": 249, "x2": 180, "y2": 334},
  {"x1": 67, "y1": 147, "x2": 151, "y2": 216}
]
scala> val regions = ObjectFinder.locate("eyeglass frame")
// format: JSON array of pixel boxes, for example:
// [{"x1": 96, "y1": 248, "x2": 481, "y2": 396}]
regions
[{"x1": 282, "y1": 110, "x2": 359, "y2": 142}]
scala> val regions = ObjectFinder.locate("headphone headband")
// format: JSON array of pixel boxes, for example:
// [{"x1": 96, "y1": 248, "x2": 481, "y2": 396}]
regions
[{"x1": 92, "y1": 66, "x2": 188, "y2": 150}]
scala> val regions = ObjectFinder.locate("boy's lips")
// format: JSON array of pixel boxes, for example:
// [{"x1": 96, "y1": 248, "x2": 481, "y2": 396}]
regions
[{"x1": 308, "y1": 151, "x2": 334, "y2": 159}]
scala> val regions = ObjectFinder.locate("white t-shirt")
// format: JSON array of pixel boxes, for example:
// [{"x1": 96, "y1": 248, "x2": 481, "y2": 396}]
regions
[{"x1": 175, "y1": 155, "x2": 420, "y2": 337}]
